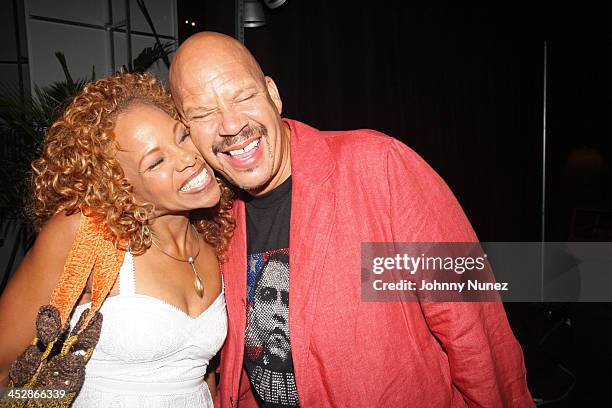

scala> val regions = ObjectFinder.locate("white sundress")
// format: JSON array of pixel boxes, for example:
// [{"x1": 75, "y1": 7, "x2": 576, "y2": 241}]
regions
[{"x1": 69, "y1": 252, "x2": 227, "y2": 408}]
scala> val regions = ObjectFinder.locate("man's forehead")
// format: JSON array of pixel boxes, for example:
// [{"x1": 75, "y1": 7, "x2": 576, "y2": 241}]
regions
[{"x1": 176, "y1": 63, "x2": 261, "y2": 100}]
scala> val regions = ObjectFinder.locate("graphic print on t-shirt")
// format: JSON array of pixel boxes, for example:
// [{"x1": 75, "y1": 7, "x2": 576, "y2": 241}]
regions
[{"x1": 245, "y1": 248, "x2": 299, "y2": 406}]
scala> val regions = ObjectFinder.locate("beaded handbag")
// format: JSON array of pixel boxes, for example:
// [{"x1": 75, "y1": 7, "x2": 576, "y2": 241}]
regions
[{"x1": 3, "y1": 213, "x2": 124, "y2": 408}]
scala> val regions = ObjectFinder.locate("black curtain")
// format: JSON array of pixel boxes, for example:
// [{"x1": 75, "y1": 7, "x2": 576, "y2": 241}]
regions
[{"x1": 245, "y1": 3, "x2": 545, "y2": 242}]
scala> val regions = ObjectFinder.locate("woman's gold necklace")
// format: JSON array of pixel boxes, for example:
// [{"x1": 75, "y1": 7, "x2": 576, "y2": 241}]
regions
[{"x1": 151, "y1": 224, "x2": 205, "y2": 298}]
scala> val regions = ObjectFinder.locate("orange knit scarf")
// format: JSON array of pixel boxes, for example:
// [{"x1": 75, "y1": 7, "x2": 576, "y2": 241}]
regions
[{"x1": 51, "y1": 212, "x2": 125, "y2": 328}]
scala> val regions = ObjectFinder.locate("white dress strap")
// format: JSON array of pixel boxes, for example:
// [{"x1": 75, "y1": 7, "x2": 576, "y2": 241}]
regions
[{"x1": 118, "y1": 252, "x2": 136, "y2": 295}]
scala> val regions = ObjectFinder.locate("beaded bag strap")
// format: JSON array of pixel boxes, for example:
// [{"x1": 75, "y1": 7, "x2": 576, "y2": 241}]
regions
[{"x1": 4, "y1": 212, "x2": 124, "y2": 408}]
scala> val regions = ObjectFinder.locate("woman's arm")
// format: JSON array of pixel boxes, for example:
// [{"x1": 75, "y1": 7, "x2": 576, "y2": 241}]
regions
[{"x1": 0, "y1": 212, "x2": 80, "y2": 386}]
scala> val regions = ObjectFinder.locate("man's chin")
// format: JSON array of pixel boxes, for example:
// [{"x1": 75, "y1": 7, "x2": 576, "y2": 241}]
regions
[
  {"x1": 218, "y1": 165, "x2": 267, "y2": 192},
  {"x1": 244, "y1": 182, "x2": 272, "y2": 196},
  {"x1": 269, "y1": 347, "x2": 289, "y2": 358},
  {"x1": 264, "y1": 350, "x2": 290, "y2": 367},
  {"x1": 236, "y1": 174, "x2": 274, "y2": 195}
]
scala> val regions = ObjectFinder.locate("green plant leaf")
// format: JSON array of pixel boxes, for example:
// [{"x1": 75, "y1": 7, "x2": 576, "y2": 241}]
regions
[{"x1": 129, "y1": 41, "x2": 176, "y2": 73}]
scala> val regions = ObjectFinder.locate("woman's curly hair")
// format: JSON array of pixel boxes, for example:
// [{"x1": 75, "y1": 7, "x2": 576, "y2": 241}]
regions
[{"x1": 28, "y1": 72, "x2": 234, "y2": 258}]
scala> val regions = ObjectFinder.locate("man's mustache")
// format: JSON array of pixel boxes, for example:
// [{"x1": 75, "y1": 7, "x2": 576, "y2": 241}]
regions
[
  {"x1": 212, "y1": 124, "x2": 268, "y2": 154},
  {"x1": 270, "y1": 327, "x2": 290, "y2": 343}
]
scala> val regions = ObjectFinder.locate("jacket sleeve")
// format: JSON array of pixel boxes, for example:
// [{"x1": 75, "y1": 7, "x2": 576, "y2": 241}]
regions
[
  {"x1": 237, "y1": 368, "x2": 259, "y2": 407},
  {"x1": 384, "y1": 138, "x2": 535, "y2": 407},
  {"x1": 215, "y1": 365, "x2": 259, "y2": 408}
]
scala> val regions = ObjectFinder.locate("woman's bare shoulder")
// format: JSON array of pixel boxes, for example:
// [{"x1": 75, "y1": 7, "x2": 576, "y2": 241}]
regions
[{"x1": 32, "y1": 212, "x2": 81, "y2": 258}]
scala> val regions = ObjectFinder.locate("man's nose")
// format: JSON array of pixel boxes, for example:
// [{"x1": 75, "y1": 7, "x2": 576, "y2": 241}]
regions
[
  {"x1": 273, "y1": 313, "x2": 286, "y2": 325},
  {"x1": 218, "y1": 105, "x2": 248, "y2": 136}
]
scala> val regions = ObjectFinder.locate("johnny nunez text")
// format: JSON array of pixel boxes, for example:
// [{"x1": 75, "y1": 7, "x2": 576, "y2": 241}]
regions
[{"x1": 372, "y1": 279, "x2": 509, "y2": 292}]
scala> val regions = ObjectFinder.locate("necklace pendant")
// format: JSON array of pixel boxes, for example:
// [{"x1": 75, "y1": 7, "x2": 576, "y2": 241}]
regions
[
  {"x1": 152, "y1": 224, "x2": 204, "y2": 298},
  {"x1": 194, "y1": 274, "x2": 204, "y2": 298}
]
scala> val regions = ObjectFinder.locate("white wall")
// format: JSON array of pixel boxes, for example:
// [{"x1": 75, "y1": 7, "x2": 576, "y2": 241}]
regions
[
  {"x1": 24, "y1": 0, "x2": 178, "y2": 90},
  {"x1": 0, "y1": 0, "x2": 29, "y2": 90}
]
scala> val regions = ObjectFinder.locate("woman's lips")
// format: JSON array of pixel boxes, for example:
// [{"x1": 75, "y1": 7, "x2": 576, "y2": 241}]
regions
[{"x1": 179, "y1": 164, "x2": 211, "y2": 193}]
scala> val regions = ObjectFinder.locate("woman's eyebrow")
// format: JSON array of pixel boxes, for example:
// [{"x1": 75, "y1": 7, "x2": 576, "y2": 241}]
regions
[{"x1": 173, "y1": 120, "x2": 182, "y2": 135}]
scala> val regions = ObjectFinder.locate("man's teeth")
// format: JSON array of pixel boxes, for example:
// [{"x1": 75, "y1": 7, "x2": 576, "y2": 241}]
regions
[
  {"x1": 228, "y1": 139, "x2": 259, "y2": 156},
  {"x1": 180, "y1": 168, "x2": 208, "y2": 192}
]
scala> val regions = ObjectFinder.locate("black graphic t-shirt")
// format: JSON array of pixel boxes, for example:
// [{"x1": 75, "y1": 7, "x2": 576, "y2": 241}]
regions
[{"x1": 244, "y1": 177, "x2": 300, "y2": 407}]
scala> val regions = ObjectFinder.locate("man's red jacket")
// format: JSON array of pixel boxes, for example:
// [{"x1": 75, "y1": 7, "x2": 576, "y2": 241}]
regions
[{"x1": 216, "y1": 119, "x2": 534, "y2": 407}]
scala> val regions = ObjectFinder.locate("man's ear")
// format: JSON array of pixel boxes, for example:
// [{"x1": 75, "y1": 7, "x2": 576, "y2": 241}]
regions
[{"x1": 265, "y1": 76, "x2": 283, "y2": 115}]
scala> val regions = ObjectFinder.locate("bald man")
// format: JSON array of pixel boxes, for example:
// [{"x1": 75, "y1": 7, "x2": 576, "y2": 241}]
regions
[{"x1": 170, "y1": 32, "x2": 534, "y2": 408}]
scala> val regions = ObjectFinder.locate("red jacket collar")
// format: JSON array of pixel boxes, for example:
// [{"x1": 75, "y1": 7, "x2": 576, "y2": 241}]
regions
[{"x1": 283, "y1": 118, "x2": 335, "y2": 187}]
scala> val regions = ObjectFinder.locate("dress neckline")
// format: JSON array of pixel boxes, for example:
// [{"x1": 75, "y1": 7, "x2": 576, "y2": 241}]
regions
[
  {"x1": 73, "y1": 290, "x2": 224, "y2": 321},
  {"x1": 73, "y1": 252, "x2": 224, "y2": 320}
]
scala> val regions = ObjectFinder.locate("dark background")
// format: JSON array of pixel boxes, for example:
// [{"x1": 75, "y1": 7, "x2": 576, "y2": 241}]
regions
[
  {"x1": 0, "y1": 1, "x2": 610, "y2": 406},
  {"x1": 179, "y1": 1, "x2": 612, "y2": 406}
]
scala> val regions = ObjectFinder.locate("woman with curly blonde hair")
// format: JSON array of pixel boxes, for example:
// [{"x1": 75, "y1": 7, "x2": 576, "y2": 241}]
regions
[{"x1": 0, "y1": 72, "x2": 234, "y2": 407}]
